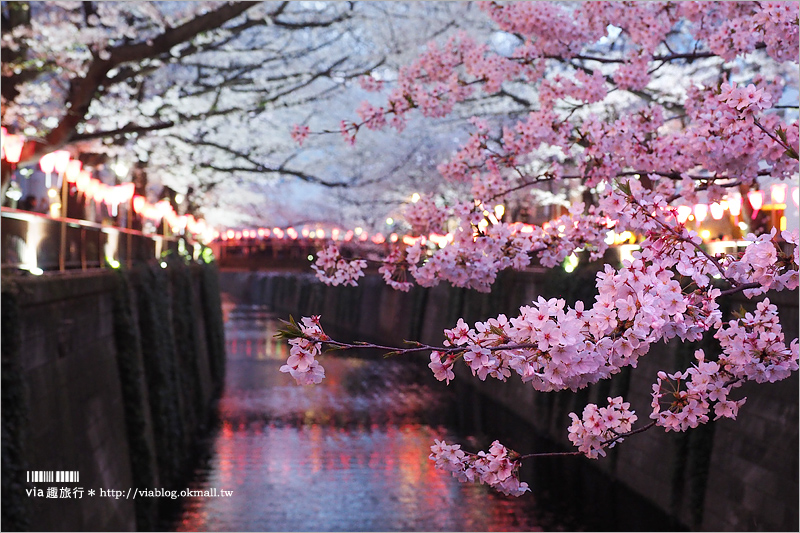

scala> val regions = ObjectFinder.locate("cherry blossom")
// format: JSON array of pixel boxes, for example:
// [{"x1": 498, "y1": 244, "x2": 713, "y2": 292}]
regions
[
  {"x1": 311, "y1": 244, "x2": 367, "y2": 287},
  {"x1": 429, "y1": 439, "x2": 530, "y2": 496},
  {"x1": 278, "y1": 316, "x2": 329, "y2": 386},
  {"x1": 568, "y1": 397, "x2": 638, "y2": 458},
  {"x1": 279, "y1": 0, "x2": 799, "y2": 497}
]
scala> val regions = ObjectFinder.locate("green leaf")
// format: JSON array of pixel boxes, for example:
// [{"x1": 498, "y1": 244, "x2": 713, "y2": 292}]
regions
[
  {"x1": 489, "y1": 325, "x2": 507, "y2": 338},
  {"x1": 732, "y1": 305, "x2": 748, "y2": 320},
  {"x1": 274, "y1": 314, "x2": 303, "y2": 339}
]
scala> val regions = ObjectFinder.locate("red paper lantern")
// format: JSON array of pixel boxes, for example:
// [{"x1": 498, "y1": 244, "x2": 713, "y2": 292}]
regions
[
  {"x1": 727, "y1": 196, "x2": 742, "y2": 217},
  {"x1": 66, "y1": 160, "x2": 83, "y2": 183},
  {"x1": 2, "y1": 134, "x2": 25, "y2": 164},
  {"x1": 694, "y1": 204, "x2": 708, "y2": 223},
  {"x1": 39, "y1": 152, "x2": 57, "y2": 174},
  {"x1": 53, "y1": 151, "x2": 71, "y2": 174},
  {"x1": 747, "y1": 190, "x2": 764, "y2": 211},
  {"x1": 771, "y1": 183, "x2": 788, "y2": 205},
  {"x1": 132, "y1": 195, "x2": 145, "y2": 214}
]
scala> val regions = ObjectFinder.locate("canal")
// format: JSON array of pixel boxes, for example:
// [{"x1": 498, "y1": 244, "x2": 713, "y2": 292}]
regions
[{"x1": 168, "y1": 298, "x2": 583, "y2": 531}]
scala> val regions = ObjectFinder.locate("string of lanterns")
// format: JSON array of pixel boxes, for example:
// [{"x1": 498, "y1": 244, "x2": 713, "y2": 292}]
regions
[
  {"x1": 6, "y1": 129, "x2": 794, "y2": 248},
  {"x1": 2, "y1": 129, "x2": 214, "y2": 243},
  {"x1": 675, "y1": 185, "x2": 795, "y2": 226},
  {"x1": 221, "y1": 183, "x2": 798, "y2": 248}
]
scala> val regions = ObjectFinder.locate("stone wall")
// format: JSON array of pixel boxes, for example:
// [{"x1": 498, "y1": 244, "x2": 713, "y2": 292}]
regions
[
  {"x1": 1, "y1": 261, "x2": 226, "y2": 532},
  {"x1": 219, "y1": 267, "x2": 798, "y2": 532}
]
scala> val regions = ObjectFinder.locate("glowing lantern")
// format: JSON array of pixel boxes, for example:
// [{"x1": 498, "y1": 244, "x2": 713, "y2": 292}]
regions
[
  {"x1": 792, "y1": 187, "x2": 799, "y2": 207},
  {"x1": 371, "y1": 233, "x2": 385, "y2": 244},
  {"x1": 132, "y1": 195, "x2": 146, "y2": 214},
  {"x1": 75, "y1": 171, "x2": 91, "y2": 193},
  {"x1": 331, "y1": 228, "x2": 340, "y2": 240},
  {"x1": 39, "y1": 152, "x2": 57, "y2": 174},
  {"x1": 53, "y1": 150, "x2": 71, "y2": 175},
  {"x1": 286, "y1": 227, "x2": 298, "y2": 240},
  {"x1": 676, "y1": 205, "x2": 693, "y2": 224},
  {"x1": 173, "y1": 215, "x2": 188, "y2": 233},
  {"x1": 84, "y1": 179, "x2": 100, "y2": 201},
  {"x1": 747, "y1": 190, "x2": 764, "y2": 219},
  {"x1": 390, "y1": 233, "x2": 399, "y2": 243},
  {"x1": 709, "y1": 202, "x2": 724, "y2": 220},
  {"x1": 257, "y1": 228, "x2": 266, "y2": 237},
  {"x1": 301, "y1": 227, "x2": 310, "y2": 238},
  {"x1": 66, "y1": 160, "x2": 83, "y2": 183},
  {"x1": 39, "y1": 152, "x2": 57, "y2": 189},
  {"x1": 119, "y1": 183, "x2": 135, "y2": 203},
  {"x1": 243, "y1": 229, "x2": 250, "y2": 238},
  {"x1": 771, "y1": 183, "x2": 787, "y2": 205},
  {"x1": 155, "y1": 200, "x2": 172, "y2": 218},
  {"x1": 727, "y1": 196, "x2": 742, "y2": 217},
  {"x1": 39, "y1": 152, "x2": 57, "y2": 188},
  {"x1": 226, "y1": 229, "x2": 235, "y2": 240},
  {"x1": 2, "y1": 133, "x2": 24, "y2": 164},
  {"x1": 694, "y1": 203, "x2": 708, "y2": 223},
  {"x1": 164, "y1": 211, "x2": 179, "y2": 229}
]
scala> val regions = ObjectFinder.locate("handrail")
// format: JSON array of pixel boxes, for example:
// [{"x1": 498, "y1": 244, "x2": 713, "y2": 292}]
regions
[{"x1": 2, "y1": 207, "x2": 180, "y2": 274}]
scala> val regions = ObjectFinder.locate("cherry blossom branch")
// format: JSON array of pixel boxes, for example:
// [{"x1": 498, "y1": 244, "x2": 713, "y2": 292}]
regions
[
  {"x1": 517, "y1": 421, "x2": 658, "y2": 460},
  {"x1": 717, "y1": 282, "x2": 762, "y2": 297},
  {"x1": 624, "y1": 190, "x2": 740, "y2": 285}
]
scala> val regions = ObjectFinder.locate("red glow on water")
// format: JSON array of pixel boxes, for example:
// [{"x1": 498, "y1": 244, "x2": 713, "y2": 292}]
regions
[{"x1": 174, "y1": 313, "x2": 555, "y2": 532}]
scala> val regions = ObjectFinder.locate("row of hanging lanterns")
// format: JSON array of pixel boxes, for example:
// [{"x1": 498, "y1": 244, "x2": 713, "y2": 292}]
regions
[
  {"x1": 675, "y1": 185, "x2": 796, "y2": 225},
  {"x1": 219, "y1": 226, "x2": 400, "y2": 245},
  {"x1": 131, "y1": 194, "x2": 209, "y2": 240},
  {"x1": 38, "y1": 150, "x2": 137, "y2": 215},
  {"x1": 2, "y1": 129, "x2": 213, "y2": 242},
  {"x1": 223, "y1": 185, "x2": 798, "y2": 248}
]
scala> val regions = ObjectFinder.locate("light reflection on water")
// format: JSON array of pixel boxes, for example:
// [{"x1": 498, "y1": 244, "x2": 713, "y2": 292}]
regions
[{"x1": 172, "y1": 303, "x2": 570, "y2": 532}]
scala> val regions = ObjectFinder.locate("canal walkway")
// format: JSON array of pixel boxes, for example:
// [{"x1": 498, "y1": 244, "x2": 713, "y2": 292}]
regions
[{"x1": 169, "y1": 299, "x2": 581, "y2": 531}]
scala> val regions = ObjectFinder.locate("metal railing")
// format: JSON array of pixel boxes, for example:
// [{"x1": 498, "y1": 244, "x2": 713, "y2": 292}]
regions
[{"x1": 2, "y1": 207, "x2": 180, "y2": 274}]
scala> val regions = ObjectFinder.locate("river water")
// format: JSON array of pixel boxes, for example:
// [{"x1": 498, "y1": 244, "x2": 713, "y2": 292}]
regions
[{"x1": 170, "y1": 301, "x2": 580, "y2": 532}]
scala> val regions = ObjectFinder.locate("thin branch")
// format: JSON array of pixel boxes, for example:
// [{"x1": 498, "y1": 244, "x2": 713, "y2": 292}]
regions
[{"x1": 70, "y1": 120, "x2": 175, "y2": 142}]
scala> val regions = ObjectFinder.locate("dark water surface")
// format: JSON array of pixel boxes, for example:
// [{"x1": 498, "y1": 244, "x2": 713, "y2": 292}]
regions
[{"x1": 170, "y1": 301, "x2": 578, "y2": 532}]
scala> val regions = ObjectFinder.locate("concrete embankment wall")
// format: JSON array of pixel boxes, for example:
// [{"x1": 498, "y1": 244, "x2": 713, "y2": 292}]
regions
[
  {"x1": 220, "y1": 267, "x2": 798, "y2": 532},
  {"x1": 1, "y1": 261, "x2": 226, "y2": 532}
]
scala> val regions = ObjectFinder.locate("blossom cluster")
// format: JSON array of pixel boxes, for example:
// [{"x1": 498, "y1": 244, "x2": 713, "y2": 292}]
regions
[
  {"x1": 377, "y1": 249, "x2": 414, "y2": 292},
  {"x1": 649, "y1": 297, "x2": 799, "y2": 432},
  {"x1": 429, "y1": 439, "x2": 530, "y2": 497},
  {"x1": 281, "y1": 0, "x2": 800, "y2": 493},
  {"x1": 290, "y1": 124, "x2": 310, "y2": 146},
  {"x1": 724, "y1": 229, "x2": 799, "y2": 296},
  {"x1": 311, "y1": 244, "x2": 367, "y2": 287},
  {"x1": 279, "y1": 316, "x2": 327, "y2": 386},
  {"x1": 385, "y1": 199, "x2": 611, "y2": 293},
  {"x1": 567, "y1": 397, "x2": 638, "y2": 458}
]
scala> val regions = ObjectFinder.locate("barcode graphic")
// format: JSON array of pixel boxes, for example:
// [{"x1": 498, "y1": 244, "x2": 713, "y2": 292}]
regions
[{"x1": 27, "y1": 471, "x2": 80, "y2": 483}]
